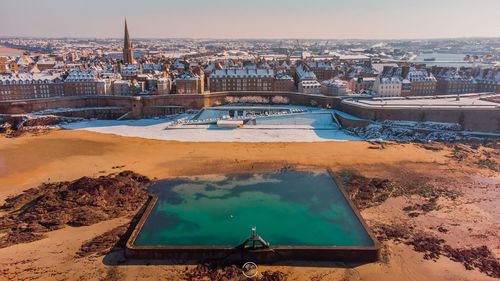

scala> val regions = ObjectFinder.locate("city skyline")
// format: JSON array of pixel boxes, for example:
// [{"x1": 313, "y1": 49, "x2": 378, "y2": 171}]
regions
[{"x1": 1, "y1": 0, "x2": 500, "y2": 39}]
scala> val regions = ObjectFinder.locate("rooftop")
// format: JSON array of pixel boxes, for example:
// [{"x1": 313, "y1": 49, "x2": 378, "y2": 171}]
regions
[
  {"x1": 0, "y1": 72, "x2": 63, "y2": 84},
  {"x1": 211, "y1": 69, "x2": 274, "y2": 78},
  {"x1": 296, "y1": 64, "x2": 317, "y2": 81},
  {"x1": 65, "y1": 70, "x2": 98, "y2": 82}
]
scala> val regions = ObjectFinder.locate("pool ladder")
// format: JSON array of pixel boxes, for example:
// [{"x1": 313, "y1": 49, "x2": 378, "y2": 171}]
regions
[{"x1": 238, "y1": 226, "x2": 270, "y2": 249}]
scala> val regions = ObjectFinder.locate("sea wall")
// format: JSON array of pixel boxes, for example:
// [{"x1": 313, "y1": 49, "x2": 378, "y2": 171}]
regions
[
  {"x1": 0, "y1": 92, "x2": 344, "y2": 117},
  {"x1": 0, "y1": 96, "x2": 134, "y2": 115},
  {"x1": 334, "y1": 113, "x2": 372, "y2": 129},
  {"x1": 134, "y1": 92, "x2": 343, "y2": 118},
  {"x1": 340, "y1": 101, "x2": 500, "y2": 132},
  {"x1": 0, "y1": 93, "x2": 498, "y2": 132},
  {"x1": 53, "y1": 107, "x2": 130, "y2": 120}
]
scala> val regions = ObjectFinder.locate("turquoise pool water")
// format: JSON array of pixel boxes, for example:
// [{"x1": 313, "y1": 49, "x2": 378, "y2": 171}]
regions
[{"x1": 133, "y1": 170, "x2": 374, "y2": 247}]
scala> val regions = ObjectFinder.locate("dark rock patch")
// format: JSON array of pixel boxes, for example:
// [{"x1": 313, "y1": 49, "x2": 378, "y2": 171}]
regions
[
  {"x1": 373, "y1": 223, "x2": 500, "y2": 278},
  {"x1": 0, "y1": 171, "x2": 151, "y2": 248}
]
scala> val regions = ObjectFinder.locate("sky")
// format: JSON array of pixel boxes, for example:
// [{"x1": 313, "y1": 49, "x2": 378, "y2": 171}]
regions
[{"x1": 1, "y1": 0, "x2": 499, "y2": 39}]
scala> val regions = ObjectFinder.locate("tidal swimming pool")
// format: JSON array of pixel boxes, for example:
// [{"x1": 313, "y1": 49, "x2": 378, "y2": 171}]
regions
[{"x1": 130, "y1": 170, "x2": 375, "y2": 251}]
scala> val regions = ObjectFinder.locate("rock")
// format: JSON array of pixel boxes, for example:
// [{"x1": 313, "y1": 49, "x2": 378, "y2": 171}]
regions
[
  {"x1": 421, "y1": 144, "x2": 443, "y2": 151},
  {"x1": 0, "y1": 114, "x2": 82, "y2": 138},
  {"x1": 373, "y1": 223, "x2": 500, "y2": 278},
  {"x1": 403, "y1": 197, "x2": 439, "y2": 217},
  {"x1": 372, "y1": 223, "x2": 412, "y2": 242},
  {"x1": 338, "y1": 171, "x2": 393, "y2": 209},
  {"x1": 183, "y1": 263, "x2": 287, "y2": 281},
  {"x1": 444, "y1": 245, "x2": 500, "y2": 278},
  {"x1": 407, "y1": 233, "x2": 445, "y2": 260},
  {"x1": 437, "y1": 226, "x2": 449, "y2": 233},
  {"x1": 0, "y1": 171, "x2": 151, "y2": 248},
  {"x1": 348, "y1": 120, "x2": 496, "y2": 143},
  {"x1": 76, "y1": 224, "x2": 129, "y2": 257}
]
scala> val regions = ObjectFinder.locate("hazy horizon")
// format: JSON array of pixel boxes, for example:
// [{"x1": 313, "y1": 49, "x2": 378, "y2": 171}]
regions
[
  {"x1": 1, "y1": 0, "x2": 500, "y2": 39},
  {"x1": 1, "y1": 36, "x2": 500, "y2": 41}
]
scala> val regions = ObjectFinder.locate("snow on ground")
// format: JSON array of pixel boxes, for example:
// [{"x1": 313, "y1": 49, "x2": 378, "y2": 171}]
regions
[
  {"x1": 351, "y1": 95, "x2": 500, "y2": 108},
  {"x1": 33, "y1": 107, "x2": 125, "y2": 115},
  {"x1": 62, "y1": 106, "x2": 361, "y2": 142},
  {"x1": 59, "y1": 114, "x2": 500, "y2": 143},
  {"x1": 194, "y1": 105, "x2": 361, "y2": 121},
  {"x1": 65, "y1": 105, "x2": 497, "y2": 143},
  {"x1": 380, "y1": 120, "x2": 462, "y2": 131},
  {"x1": 63, "y1": 119, "x2": 360, "y2": 142},
  {"x1": 348, "y1": 120, "x2": 500, "y2": 142},
  {"x1": 253, "y1": 113, "x2": 339, "y2": 128}
]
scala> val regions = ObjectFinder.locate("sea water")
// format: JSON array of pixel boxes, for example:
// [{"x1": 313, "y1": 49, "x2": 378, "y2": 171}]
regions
[{"x1": 134, "y1": 170, "x2": 374, "y2": 247}]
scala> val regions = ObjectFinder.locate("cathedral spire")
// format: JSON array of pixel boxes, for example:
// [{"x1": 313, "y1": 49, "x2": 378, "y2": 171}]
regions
[
  {"x1": 124, "y1": 19, "x2": 130, "y2": 49},
  {"x1": 123, "y1": 18, "x2": 135, "y2": 64}
]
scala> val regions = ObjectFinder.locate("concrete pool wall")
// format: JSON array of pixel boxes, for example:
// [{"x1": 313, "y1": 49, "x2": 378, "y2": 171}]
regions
[{"x1": 124, "y1": 170, "x2": 380, "y2": 263}]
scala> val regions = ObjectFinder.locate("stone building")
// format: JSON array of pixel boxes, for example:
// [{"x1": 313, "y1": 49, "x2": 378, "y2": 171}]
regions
[
  {"x1": 295, "y1": 63, "x2": 320, "y2": 94},
  {"x1": 306, "y1": 60, "x2": 337, "y2": 81},
  {"x1": 156, "y1": 78, "x2": 172, "y2": 95},
  {"x1": 373, "y1": 66, "x2": 436, "y2": 96},
  {"x1": 401, "y1": 79, "x2": 412, "y2": 96},
  {"x1": 298, "y1": 80, "x2": 321, "y2": 94},
  {"x1": 174, "y1": 69, "x2": 204, "y2": 94},
  {"x1": 99, "y1": 73, "x2": 120, "y2": 95},
  {"x1": 435, "y1": 69, "x2": 476, "y2": 95},
  {"x1": 0, "y1": 57, "x2": 18, "y2": 73},
  {"x1": 347, "y1": 77, "x2": 375, "y2": 93},
  {"x1": 64, "y1": 70, "x2": 103, "y2": 96},
  {"x1": 112, "y1": 80, "x2": 132, "y2": 96},
  {"x1": 0, "y1": 73, "x2": 64, "y2": 100},
  {"x1": 474, "y1": 68, "x2": 500, "y2": 94},
  {"x1": 373, "y1": 76, "x2": 402, "y2": 97},
  {"x1": 208, "y1": 69, "x2": 275, "y2": 92},
  {"x1": 320, "y1": 79, "x2": 349, "y2": 96},
  {"x1": 36, "y1": 61, "x2": 57, "y2": 72},
  {"x1": 274, "y1": 72, "x2": 295, "y2": 92},
  {"x1": 120, "y1": 64, "x2": 140, "y2": 80},
  {"x1": 404, "y1": 68, "x2": 437, "y2": 96}
]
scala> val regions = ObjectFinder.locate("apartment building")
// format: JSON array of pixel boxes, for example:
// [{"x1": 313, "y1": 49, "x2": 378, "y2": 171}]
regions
[{"x1": 209, "y1": 69, "x2": 275, "y2": 92}]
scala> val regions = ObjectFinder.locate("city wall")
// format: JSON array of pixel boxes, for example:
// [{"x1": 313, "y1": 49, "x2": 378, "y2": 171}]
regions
[
  {"x1": 137, "y1": 91, "x2": 342, "y2": 116},
  {"x1": 340, "y1": 101, "x2": 500, "y2": 132},
  {"x1": 0, "y1": 96, "x2": 134, "y2": 115},
  {"x1": 0, "y1": 92, "x2": 498, "y2": 132},
  {"x1": 333, "y1": 113, "x2": 372, "y2": 129},
  {"x1": 0, "y1": 92, "x2": 343, "y2": 118}
]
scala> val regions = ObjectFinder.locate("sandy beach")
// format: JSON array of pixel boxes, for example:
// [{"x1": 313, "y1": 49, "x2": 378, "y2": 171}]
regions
[
  {"x1": 0, "y1": 129, "x2": 498, "y2": 280},
  {"x1": 0, "y1": 46, "x2": 25, "y2": 56}
]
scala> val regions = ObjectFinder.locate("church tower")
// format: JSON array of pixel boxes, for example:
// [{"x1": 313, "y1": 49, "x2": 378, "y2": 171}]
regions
[{"x1": 123, "y1": 19, "x2": 135, "y2": 64}]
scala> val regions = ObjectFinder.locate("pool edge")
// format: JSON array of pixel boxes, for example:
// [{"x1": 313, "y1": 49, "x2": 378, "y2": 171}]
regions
[{"x1": 125, "y1": 170, "x2": 380, "y2": 263}]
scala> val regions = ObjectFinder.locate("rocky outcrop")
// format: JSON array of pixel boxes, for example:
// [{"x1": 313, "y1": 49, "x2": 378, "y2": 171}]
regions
[{"x1": 0, "y1": 171, "x2": 150, "y2": 248}]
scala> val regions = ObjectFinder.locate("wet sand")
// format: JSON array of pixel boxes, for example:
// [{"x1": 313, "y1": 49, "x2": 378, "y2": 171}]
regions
[{"x1": 0, "y1": 129, "x2": 498, "y2": 280}]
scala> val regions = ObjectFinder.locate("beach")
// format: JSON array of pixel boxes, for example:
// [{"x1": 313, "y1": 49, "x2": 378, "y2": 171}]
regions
[
  {"x1": 0, "y1": 46, "x2": 25, "y2": 56},
  {"x1": 0, "y1": 129, "x2": 498, "y2": 280}
]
